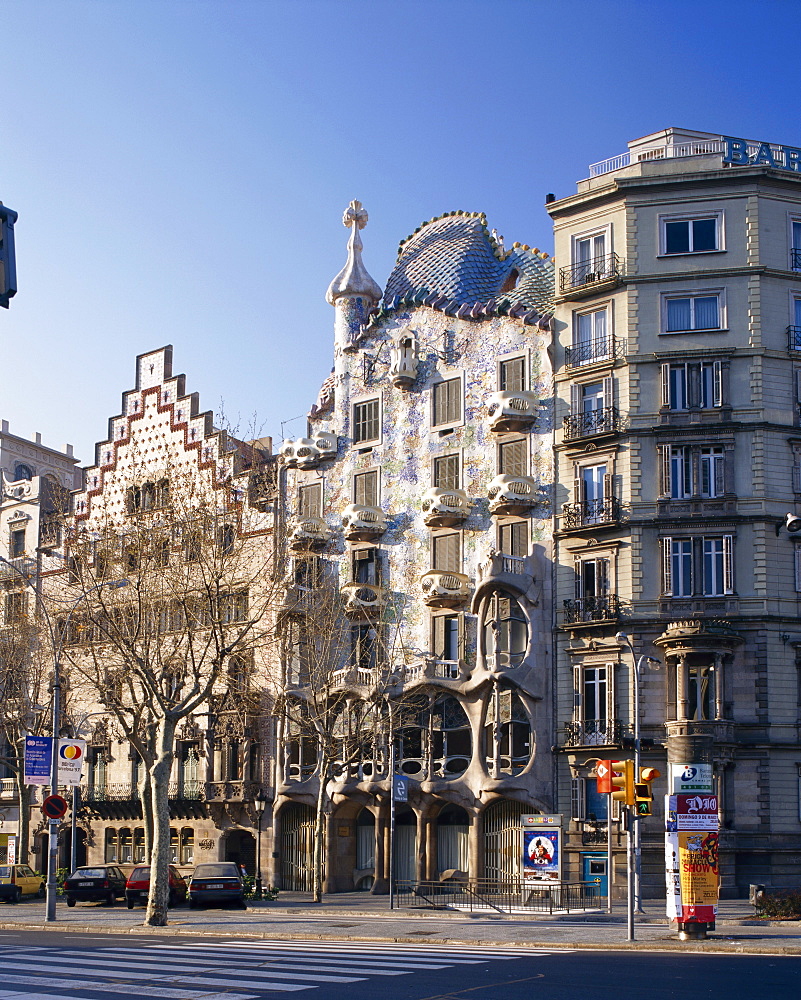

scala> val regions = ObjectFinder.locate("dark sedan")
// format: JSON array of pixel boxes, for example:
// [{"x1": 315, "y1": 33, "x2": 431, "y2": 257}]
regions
[
  {"x1": 188, "y1": 862, "x2": 246, "y2": 909},
  {"x1": 64, "y1": 865, "x2": 128, "y2": 906}
]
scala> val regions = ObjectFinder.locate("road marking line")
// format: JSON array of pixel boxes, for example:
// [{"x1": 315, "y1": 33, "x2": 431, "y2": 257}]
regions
[{"x1": 0, "y1": 977, "x2": 255, "y2": 1000}]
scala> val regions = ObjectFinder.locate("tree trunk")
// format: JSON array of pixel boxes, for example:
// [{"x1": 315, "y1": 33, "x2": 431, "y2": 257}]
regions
[
  {"x1": 144, "y1": 717, "x2": 176, "y2": 926},
  {"x1": 311, "y1": 759, "x2": 328, "y2": 904},
  {"x1": 138, "y1": 768, "x2": 153, "y2": 862}
]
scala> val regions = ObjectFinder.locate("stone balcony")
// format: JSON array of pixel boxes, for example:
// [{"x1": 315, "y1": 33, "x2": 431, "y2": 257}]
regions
[
  {"x1": 487, "y1": 474, "x2": 540, "y2": 515},
  {"x1": 420, "y1": 569, "x2": 470, "y2": 608},
  {"x1": 487, "y1": 390, "x2": 538, "y2": 432},
  {"x1": 341, "y1": 582, "x2": 385, "y2": 617},
  {"x1": 280, "y1": 431, "x2": 338, "y2": 469},
  {"x1": 421, "y1": 487, "x2": 470, "y2": 527},
  {"x1": 342, "y1": 503, "x2": 387, "y2": 541},
  {"x1": 288, "y1": 515, "x2": 332, "y2": 551}
]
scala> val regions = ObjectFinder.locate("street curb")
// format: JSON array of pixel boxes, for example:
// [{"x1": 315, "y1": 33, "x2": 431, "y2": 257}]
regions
[{"x1": 1, "y1": 920, "x2": 799, "y2": 956}]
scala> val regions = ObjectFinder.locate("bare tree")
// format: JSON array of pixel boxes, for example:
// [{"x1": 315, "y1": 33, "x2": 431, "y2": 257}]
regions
[
  {"x1": 53, "y1": 441, "x2": 279, "y2": 926},
  {"x1": 0, "y1": 593, "x2": 53, "y2": 867},
  {"x1": 275, "y1": 552, "x2": 410, "y2": 902}
]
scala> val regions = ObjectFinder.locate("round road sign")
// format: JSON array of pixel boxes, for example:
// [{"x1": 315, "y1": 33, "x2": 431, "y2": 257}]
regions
[{"x1": 41, "y1": 794, "x2": 68, "y2": 819}]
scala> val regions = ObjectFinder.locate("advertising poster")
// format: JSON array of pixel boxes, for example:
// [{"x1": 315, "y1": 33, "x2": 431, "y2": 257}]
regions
[
  {"x1": 57, "y1": 739, "x2": 86, "y2": 786},
  {"x1": 23, "y1": 736, "x2": 52, "y2": 785},
  {"x1": 523, "y1": 829, "x2": 560, "y2": 883},
  {"x1": 670, "y1": 763, "x2": 713, "y2": 794},
  {"x1": 678, "y1": 829, "x2": 719, "y2": 923},
  {"x1": 664, "y1": 827, "x2": 681, "y2": 921},
  {"x1": 0, "y1": 834, "x2": 17, "y2": 865}
]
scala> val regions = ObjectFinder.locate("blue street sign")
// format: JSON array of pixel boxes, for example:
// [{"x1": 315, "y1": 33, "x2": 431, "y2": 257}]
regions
[
  {"x1": 24, "y1": 736, "x2": 52, "y2": 785},
  {"x1": 393, "y1": 775, "x2": 408, "y2": 802}
]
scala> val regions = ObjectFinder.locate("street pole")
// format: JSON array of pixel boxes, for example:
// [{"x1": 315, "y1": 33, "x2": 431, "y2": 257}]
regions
[
  {"x1": 389, "y1": 734, "x2": 395, "y2": 911},
  {"x1": 626, "y1": 807, "x2": 634, "y2": 942},
  {"x1": 607, "y1": 791, "x2": 613, "y2": 914},
  {"x1": 46, "y1": 655, "x2": 61, "y2": 922},
  {"x1": 633, "y1": 654, "x2": 643, "y2": 915},
  {"x1": 70, "y1": 785, "x2": 79, "y2": 874},
  {"x1": 254, "y1": 793, "x2": 265, "y2": 899}
]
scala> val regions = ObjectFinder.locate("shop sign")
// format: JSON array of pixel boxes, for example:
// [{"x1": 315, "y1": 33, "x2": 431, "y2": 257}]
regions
[
  {"x1": 723, "y1": 136, "x2": 801, "y2": 172},
  {"x1": 670, "y1": 763, "x2": 713, "y2": 794}
]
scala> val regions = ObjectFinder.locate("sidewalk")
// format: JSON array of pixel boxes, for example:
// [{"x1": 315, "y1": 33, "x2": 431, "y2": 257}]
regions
[{"x1": 1, "y1": 893, "x2": 799, "y2": 955}]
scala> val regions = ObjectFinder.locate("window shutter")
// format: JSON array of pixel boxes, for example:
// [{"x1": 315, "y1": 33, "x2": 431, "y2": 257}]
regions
[
  {"x1": 354, "y1": 470, "x2": 378, "y2": 507},
  {"x1": 602, "y1": 375, "x2": 614, "y2": 410},
  {"x1": 571, "y1": 776, "x2": 586, "y2": 821},
  {"x1": 659, "y1": 445, "x2": 671, "y2": 497},
  {"x1": 300, "y1": 483, "x2": 322, "y2": 517},
  {"x1": 501, "y1": 357, "x2": 525, "y2": 392},
  {"x1": 796, "y1": 369, "x2": 801, "y2": 404},
  {"x1": 713, "y1": 361, "x2": 723, "y2": 406},
  {"x1": 722, "y1": 534, "x2": 734, "y2": 593},
  {"x1": 795, "y1": 545, "x2": 801, "y2": 593},
  {"x1": 433, "y1": 615, "x2": 445, "y2": 657},
  {"x1": 687, "y1": 363, "x2": 700, "y2": 409},
  {"x1": 603, "y1": 472, "x2": 614, "y2": 503},
  {"x1": 662, "y1": 537, "x2": 673, "y2": 595},
  {"x1": 574, "y1": 556, "x2": 583, "y2": 600},
  {"x1": 714, "y1": 454, "x2": 725, "y2": 496},
  {"x1": 457, "y1": 613, "x2": 465, "y2": 660},
  {"x1": 574, "y1": 473, "x2": 582, "y2": 504},
  {"x1": 573, "y1": 665, "x2": 582, "y2": 719},
  {"x1": 596, "y1": 558, "x2": 610, "y2": 596},
  {"x1": 433, "y1": 533, "x2": 460, "y2": 573},
  {"x1": 605, "y1": 662, "x2": 615, "y2": 722},
  {"x1": 794, "y1": 457, "x2": 801, "y2": 494},
  {"x1": 570, "y1": 383, "x2": 581, "y2": 415},
  {"x1": 661, "y1": 363, "x2": 670, "y2": 407}
]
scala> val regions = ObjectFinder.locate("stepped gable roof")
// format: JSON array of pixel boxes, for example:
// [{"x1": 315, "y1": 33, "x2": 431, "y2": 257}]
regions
[{"x1": 372, "y1": 211, "x2": 554, "y2": 328}]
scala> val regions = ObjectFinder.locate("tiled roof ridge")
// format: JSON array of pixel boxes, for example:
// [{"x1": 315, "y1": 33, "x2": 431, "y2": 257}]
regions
[
  {"x1": 395, "y1": 210, "x2": 551, "y2": 263},
  {"x1": 364, "y1": 289, "x2": 552, "y2": 331}
]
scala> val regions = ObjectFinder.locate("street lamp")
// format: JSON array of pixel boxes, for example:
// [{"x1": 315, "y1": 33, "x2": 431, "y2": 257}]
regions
[
  {"x1": 254, "y1": 790, "x2": 267, "y2": 899},
  {"x1": 615, "y1": 631, "x2": 661, "y2": 922}
]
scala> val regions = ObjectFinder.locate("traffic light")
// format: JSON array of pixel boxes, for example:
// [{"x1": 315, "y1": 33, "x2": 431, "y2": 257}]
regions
[
  {"x1": 634, "y1": 766, "x2": 661, "y2": 816},
  {"x1": 610, "y1": 759, "x2": 635, "y2": 807}
]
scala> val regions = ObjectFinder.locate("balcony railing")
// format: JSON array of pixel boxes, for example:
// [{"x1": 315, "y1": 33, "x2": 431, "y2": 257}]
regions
[
  {"x1": 80, "y1": 780, "x2": 203, "y2": 803},
  {"x1": 0, "y1": 777, "x2": 15, "y2": 797},
  {"x1": 788, "y1": 325, "x2": 801, "y2": 351},
  {"x1": 559, "y1": 252, "x2": 620, "y2": 295},
  {"x1": 563, "y1": 406, "x2": 621, "y2": 441},
  {"x1": 562, "y1": 498, "x2": 620, "y2": 530},
  {"x1": 588, "y1": 139, "x2": 728, "y2": 178},
  {"x1": 792, "y1": 249, "x2": 801, "y2": 272},
  {"x1": 565, "y1": 335, "x2": 625, "y2": 369},
  {"x1": 563, "y1": 595, "x2": 620, "y2": 624},
  {"x1": 0, "y1": 556, "x2": 36, "y2": 582},
  {"x1": 561, "y1": 720, "x2": 632, "y2": 748}
]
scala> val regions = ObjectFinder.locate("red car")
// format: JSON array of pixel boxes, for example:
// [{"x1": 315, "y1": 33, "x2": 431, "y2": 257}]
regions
[{"x1": 125, "y1": 865, "x2": 188, "y2": 908}]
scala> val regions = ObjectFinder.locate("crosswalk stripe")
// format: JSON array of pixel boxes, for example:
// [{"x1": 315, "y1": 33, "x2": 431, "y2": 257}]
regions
[
  {"x1": 169, "y1": 977, "x2": 312, "y2": 992},
  {"x1": 213, "y1": 940, "x2": 544, "y2": 958},
  {"x1": 170, "y1": 942, "x2": 500, "y2": 962},
  {"x1": 0, "y1": 962, "x2": 180, "y2": 983},
  {"x1": 140, "y1": 945, "x2": 451, "y2": 970},
  {"x1": 0, "y1": 992, "x2": 115, "y2": 1000},
  {"x1": 0, "y1": 978, "x2": 255, "y2": 1000},
  {"x1": 6, "y1": 957, "x2": 363, "y2": 985},
  {"x1": 87, "y1": 951, "x2": 414, "y2": 976}
]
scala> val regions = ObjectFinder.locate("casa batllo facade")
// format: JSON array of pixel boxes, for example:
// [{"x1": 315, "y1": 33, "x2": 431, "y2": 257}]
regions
[{"x1": 275, "y1": 202, "x2": 556, "y2": 892}]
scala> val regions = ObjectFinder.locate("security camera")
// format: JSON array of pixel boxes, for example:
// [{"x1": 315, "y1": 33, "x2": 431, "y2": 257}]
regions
[{"x1": 785, "y1": 513, "x2": 801, "y2": 533}]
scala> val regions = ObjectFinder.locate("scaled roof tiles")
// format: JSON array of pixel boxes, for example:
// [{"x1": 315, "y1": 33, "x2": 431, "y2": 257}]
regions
[{"x1": 370, "y1": 211, "x2": 554, "y2": 329}]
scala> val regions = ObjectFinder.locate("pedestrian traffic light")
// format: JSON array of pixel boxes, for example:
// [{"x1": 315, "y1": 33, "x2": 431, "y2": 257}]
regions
[
  {"x1": 634, "y1": 766, "x2": 660, "y2": 816},
  {"x1": 610, "y1": 759, "x2": 635, "y2": 807}
]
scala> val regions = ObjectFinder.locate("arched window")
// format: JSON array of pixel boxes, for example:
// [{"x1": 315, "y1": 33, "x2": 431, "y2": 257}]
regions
[
  {"x1": 218, "y1": 523, "x2": 235, "y2": 556},
  {"x1": 141, "y1": 482, "x2": 156, "y2": 511},
  {"x1": 431, "y1": 696, "x2": 472, "y2": 778},
  {"x1": 134, "y1": 828, "x2": 146, "y2": 863},
  {"x1": 155, "y1": 479, "x2": 170, "y2": 508},
  {"x1": 482, "y1": 592, "x2": 529, "y2": 669},
  {"x1": 484, "y1": 685, "x2": 532, "y2": 776},
  {"x1": 180, "y1": 827, "x2": 194, "y2": 865},
  {"x1": 105, "y1": 828, "x2": 119, "y2": 862},
  {"x1": 13, "y1": 463, "x2": 33, "y2": 481},
  {"x1": 119, "y1": 827, "x2": 133, "y2": 863}
]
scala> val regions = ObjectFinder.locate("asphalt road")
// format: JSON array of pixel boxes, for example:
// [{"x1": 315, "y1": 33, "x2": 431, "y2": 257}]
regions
[{"x1": 0, "y1": 931, "x2": 798, "y2": 1000}]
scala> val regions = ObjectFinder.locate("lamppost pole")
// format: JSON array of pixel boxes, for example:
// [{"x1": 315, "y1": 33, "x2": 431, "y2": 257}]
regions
[
  {"x1": 616, "y1": 632, "x2": 661, "y2": 917},
  {"x1": 254, "y1": 791, "x2": 266, "y2": 899}
]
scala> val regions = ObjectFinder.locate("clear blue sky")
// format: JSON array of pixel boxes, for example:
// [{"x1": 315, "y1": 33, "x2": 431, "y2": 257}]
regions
[{"x1": 1, "y1": 0, "x2": 797, "y2": 463}]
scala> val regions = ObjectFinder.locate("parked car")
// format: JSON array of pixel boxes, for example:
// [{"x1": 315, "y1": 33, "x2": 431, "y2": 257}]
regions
[
  {"x1": 125, "y1": 865, "x2": 188, "y2": 908},
  {"x1": 188, "y1": 862, "x2": 246, "y2": 909},
  {"x1": 64, "y1": 865, "x2": 128, "y2": 906},
  {"x1": 0, "y1": 864, "x2": 45, "y2": 903}
]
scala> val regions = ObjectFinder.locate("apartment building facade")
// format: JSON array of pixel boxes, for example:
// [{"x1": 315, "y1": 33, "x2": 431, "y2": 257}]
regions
[{"x1": 549, "y1": 128, "x2": 801, "y2": 895}]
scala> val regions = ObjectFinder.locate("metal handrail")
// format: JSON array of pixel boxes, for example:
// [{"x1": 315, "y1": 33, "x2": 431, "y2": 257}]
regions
[
  {"x1": 564, "y1": 406, "x2": 621, "y2": 440},
  {"x1": 395, "y1": 878, "x2": 601, "y2": 914},
  {"x1": 565, "y1": 336, "x2": 626, "y2": 369},
  {"x1": 788, "y1": 325, "x2": 801, "y2": 351},
  {"x1": 561, "y1": 719, "x2": 633, "y2": 747},
  {"x1": 563, "y1": 595, "x2": 621, "y2": 624},
  {"x1": 559, "y1": 252, "x2": 620, "y2": 293},
  {"x1": 562, "y1": 497, "x2": 620, "y2": 529}
]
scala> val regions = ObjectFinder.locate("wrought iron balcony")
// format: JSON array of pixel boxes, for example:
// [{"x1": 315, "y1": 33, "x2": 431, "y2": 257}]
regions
[
  {"x1": 788, "y1": 325, "x2": 801, "y2": 351},
  {"x1": 561, "y1": 719, "x2": 632, "y2": 748},
  {"x1": 562, "y1": 497, "x2": 620, "y2": 530},
  {"x1": 565, "y1": 334, "x2": 627, "y2": 369},
  {"x1": 0, "y1": 556, "x2": 36, "y2": 582},
  {"x1": 205, "y1": 779, "x2": 261, "y2": 802},
  {"x1": 563, "y1": 406, "x2": 621, "y2": 441},
  {"x1": 791, "y1": 248, "x2": 801, "y2": 272},
  {"x1": 562, "y1": 595, "x2": 621, "y2": 624},
  {"x1": 559, "y1": 252, "x2": 621, "y2": 296}
]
